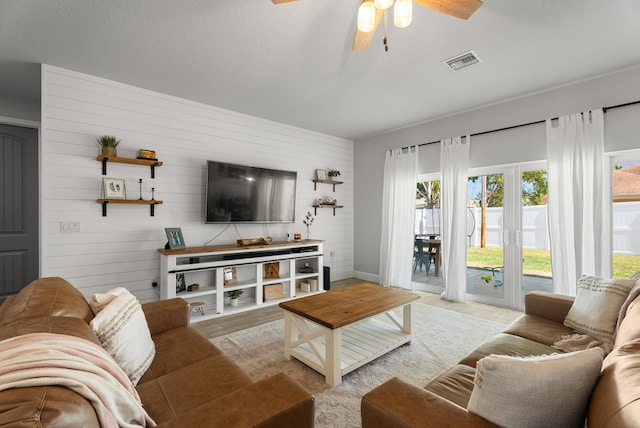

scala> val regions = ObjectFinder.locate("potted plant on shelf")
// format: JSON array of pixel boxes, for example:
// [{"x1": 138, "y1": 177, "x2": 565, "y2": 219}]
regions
[
  {"x1": 96, "y1": 135, "x2": 121, "y2": 157},
  {"x1": 228, "y1": 289, "x2": 243, "y2": 307},
  {"x1": 327, "y1": 169, "x2": 341, "y2": 179},
  {"x1": 303, "y1": 211, "x2": 314, "y2": 240}
]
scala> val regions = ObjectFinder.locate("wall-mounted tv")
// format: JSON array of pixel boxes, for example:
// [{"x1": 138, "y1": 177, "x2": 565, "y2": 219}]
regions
[{"x1": 205, "y1": 160, "x2": 297, "y2": 223}]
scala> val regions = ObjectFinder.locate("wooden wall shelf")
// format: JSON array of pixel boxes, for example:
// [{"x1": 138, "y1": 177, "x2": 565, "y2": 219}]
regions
[
  {"x1": 312, "y1": 178, "x2": 343, "y2": 192},
  {"x1": 97, "y1": 199, "x2": 163, "y2": 216},
  {"x1": 97, "y1": 155, "x2": 163, "y2": 178},
  {"x1": 312, "y1": 204, "x2": 343, "y2": 216}
]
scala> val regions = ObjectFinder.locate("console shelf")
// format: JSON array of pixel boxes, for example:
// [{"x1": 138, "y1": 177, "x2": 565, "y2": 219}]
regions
[{"x1": 158, "y1": 240, "x2": 324, "y2": 323}]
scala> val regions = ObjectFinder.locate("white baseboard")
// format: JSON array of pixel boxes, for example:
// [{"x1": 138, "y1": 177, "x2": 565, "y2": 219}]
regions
[{"x1": 354, "y1": 271, "x2": 379, "y2": 284}]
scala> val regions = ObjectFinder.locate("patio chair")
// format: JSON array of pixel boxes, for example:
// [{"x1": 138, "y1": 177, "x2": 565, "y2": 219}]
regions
[{"x1": 413, "y1": 238, "x2": 437, "y2": 274}]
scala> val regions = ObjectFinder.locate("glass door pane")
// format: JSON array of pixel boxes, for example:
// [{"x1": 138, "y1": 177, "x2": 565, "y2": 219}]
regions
[
  {"x1": 466, "y1": 173, "x2": 505, "y2": 305},
  {"x1": 612, "y1": 160, "x2": 640, "y2": 277},
  {"x1": 520, "y1": 169, "x2": 553, "y2": 299},
  {"x1": 413, "y1": 179, "x2": 443, "y2": 293}
]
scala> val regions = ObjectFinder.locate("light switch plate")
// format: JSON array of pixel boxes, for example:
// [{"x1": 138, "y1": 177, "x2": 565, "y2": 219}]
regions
[{"x1": 61, "y1": 222, "x2": 81, "y2": 232}]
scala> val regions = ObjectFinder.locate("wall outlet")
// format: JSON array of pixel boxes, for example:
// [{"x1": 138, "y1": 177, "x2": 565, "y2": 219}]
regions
[{"x1": 60, "y1": 222, "x2": 81, "y2": 232}]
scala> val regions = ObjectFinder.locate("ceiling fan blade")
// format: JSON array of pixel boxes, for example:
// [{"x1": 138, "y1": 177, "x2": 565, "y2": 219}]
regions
[
  {"x1": 413, "y1": 0, "x2": 483, "y2": 20},
  {"x1": 272, "y1": 0, "x2": 298, "y2": 4},
  {"x1": 352, "y1": 5, "x2": 384, "y2": 51}
]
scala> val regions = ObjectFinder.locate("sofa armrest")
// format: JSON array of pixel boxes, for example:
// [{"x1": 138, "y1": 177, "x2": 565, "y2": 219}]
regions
[
  {"x1": 142, "y1": 298, "x2": 189, "y2": 335},
  {"x1": 156, "y1": 373, "x2": 314, "y2": 428},
  {"x1": 524, "y1": 291, "x2": 574, "y2": 324},
  {"x1": 361, "y1": 377, "x2": 498, "y2": 428}
]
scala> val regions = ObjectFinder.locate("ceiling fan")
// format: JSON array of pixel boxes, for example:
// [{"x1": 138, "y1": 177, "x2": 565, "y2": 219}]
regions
[{"x1": 272, "y1": 0, "x2": 483, "y2": 51}]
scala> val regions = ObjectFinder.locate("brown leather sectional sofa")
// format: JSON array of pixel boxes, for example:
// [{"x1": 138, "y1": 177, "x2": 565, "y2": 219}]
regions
[
  {"x1": 362, "y1": 290, "x2": 640, "y2": 427},
  {"x1": 0, "y1": 277, "x2": 314, "y2": 427}
]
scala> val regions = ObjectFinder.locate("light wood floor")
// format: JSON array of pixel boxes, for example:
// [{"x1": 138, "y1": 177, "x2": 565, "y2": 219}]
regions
[{"x1": 192, "y1": 278, "x2": 523, "y2": 340}]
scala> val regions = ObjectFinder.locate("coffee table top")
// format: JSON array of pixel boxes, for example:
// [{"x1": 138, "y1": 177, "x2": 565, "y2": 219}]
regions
[{"x1": 279, "y1": 283, "x2": 419, "y2": 329}]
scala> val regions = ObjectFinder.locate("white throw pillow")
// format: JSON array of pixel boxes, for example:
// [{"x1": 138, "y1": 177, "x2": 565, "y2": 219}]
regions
[
  {"x1": 467, "y1": 348, "x2": 604, "y2": 428},
  {"x1": 89, "y1": 288, "x2": 155, "y2": 386},
  {"x1": 563, "y1": 275, "x2": 636, "y2": 347}
]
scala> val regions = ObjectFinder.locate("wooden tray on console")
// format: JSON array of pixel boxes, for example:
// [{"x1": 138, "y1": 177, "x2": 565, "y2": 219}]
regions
[{"x1": 237, "y1": 237, "x2": 273, "y2": 246}]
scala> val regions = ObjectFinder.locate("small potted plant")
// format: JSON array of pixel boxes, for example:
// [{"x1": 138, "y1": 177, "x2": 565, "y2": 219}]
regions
[
  {"x1": 96, "y1": 135, "x2": 121, "y2": 157},
  {"x1": 327, "y1": 169, "x2": 341, "y2": 179},
  {"x1": 228, "y1": 289, "x2": 244, "y2": 306}
]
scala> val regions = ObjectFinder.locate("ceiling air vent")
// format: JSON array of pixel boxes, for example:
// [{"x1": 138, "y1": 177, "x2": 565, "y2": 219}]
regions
[{"x1": 444, "y1": 50, "x2": 482, "y2": 72}]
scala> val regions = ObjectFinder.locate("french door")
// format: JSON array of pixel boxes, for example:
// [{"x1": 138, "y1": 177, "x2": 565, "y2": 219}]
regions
[
  {"x1": 466, "y1": 162, "x2": 550, "y2": 310},
  {"x1": 413, "y1": 162, "x2": 551, "y2": 310}
]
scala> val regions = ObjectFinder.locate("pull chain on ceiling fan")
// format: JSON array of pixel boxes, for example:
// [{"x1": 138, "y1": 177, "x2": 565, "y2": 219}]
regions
[{"x1": 272, "y1": 0, "x2": 483, "y2": 51}]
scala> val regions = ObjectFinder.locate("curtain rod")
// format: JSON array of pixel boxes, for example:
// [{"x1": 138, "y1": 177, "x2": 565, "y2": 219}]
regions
[{"x1": 399, "y1": 99, "x2": 640, "y2": 151}]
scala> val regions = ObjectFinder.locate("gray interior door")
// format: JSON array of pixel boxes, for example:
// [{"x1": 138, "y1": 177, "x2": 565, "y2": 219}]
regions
[{"x1": 0, "y1": 124, "x2": 39, "y2": 297}]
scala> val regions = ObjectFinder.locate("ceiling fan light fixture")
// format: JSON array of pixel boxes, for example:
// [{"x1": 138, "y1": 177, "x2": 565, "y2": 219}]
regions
[
  {"x1": 374, "y1": 0, "x2": 394, "y2": 10},
  {"x1": 357, "y1": 1, "x2": 376, "y2": 33},
  {"x1": 394, "y1": 0, "x2": 412, "y2": 28}
]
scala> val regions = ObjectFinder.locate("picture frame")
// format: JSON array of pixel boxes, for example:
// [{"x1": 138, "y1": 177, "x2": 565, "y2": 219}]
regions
[
  {"x1": 165, "y1": 227, "x2": 186, "y2": 249},
  {"x1": 223, "y1": 267, "x2": 237, "y2": 286},
  {"x1": 315, "y1": 169, "x2": 327, "y2": 180},
  {"x1": 102, "y1": 177, "x2": 126, "y2": 199},
  {"x1": 176, "y1": 273, "x2": 186, "y2": 293},
  {"x1": 264, "y1": 262, "x2": 280, "y2": 279}
]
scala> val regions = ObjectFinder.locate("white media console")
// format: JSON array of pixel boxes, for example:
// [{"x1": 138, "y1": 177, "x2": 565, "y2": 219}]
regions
[{"x1": 158, "y1": 240, "x2": 324, "y2": 323}]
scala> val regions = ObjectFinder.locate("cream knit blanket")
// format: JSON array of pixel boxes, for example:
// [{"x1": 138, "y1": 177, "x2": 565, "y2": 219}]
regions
[{"x1": 0, "y1": 332, "x2": 155, "y2": 428}]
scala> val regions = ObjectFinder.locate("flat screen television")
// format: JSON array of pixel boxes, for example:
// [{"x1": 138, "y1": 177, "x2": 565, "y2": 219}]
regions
[{"x1": 205, "y1": 160, "x2": 297, "y2": 223}]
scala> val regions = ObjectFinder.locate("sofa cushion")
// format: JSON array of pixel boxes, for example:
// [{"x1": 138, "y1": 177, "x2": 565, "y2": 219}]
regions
[
  {"x1": 155, "y1": 373, "x2": 315, "y2": 428},
  {"x1": 136, "y1": 354, "x2": 253, "y2": 424},
  {"x1": 89, "y1": 288, "x2": 155, "y2": 386},
  {"x1": 589, "y1": 339, "x2": 640, "y2": 428},
  {"x1": 459, "y1": 333, "x2": 557, "y2": 368},
  {"x1": 467, "y1": 347, "x2": 603, "y2": 428},
  {"x1": 0, "y1": 316, "x2": 101, "y2": 345},
  {"x1": 502, "y1": 313, "x2": 575, "y2": 346},
  {"x1": 563, "y1": 275, "x2": 636, "y2": 348},
  {"x1": 139, "y1": 326, "x2": 222, "y2": 384},
  {"x1": 614, "y1": 295, "x2": 640, "y2": 348},
  {"x1": 0, "y1": 385, "x2": 100, "y2": 427},
  {"x1": 0, "y1": 295, "x2": 16, "y2": 322},
  {"x1": 0, "y1": 277, "x2": 94, "y2": 326},
  {"x1": 424, "y1": 364, "x2": 476, "y2": 409}
]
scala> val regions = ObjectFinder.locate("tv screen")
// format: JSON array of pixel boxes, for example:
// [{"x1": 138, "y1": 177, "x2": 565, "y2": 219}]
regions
[{"x1": 205, "y1": 161, "x2": 297, "y2": 223}]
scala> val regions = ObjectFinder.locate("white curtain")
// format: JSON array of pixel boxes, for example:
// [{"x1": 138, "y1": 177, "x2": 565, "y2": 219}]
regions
[
  {"x1": 379, "y1": 146, "x2": 419, "y2": 289},
  {"x1": 440, "y1": 136, "x2": 470, "y2": 302},
  {"x1": 546, "y1": 108, "x2": 608, "y2": 296}
]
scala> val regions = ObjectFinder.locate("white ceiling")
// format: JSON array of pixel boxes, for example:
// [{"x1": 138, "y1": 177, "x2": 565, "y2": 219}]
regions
[{"x1": 1, "y1": 0, "x2": 640, "y2": 140}]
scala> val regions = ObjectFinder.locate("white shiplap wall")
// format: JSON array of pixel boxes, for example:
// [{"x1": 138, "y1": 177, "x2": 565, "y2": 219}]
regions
[{"x1": 41, "y1": 65, "x2": 354, "y2": 302}]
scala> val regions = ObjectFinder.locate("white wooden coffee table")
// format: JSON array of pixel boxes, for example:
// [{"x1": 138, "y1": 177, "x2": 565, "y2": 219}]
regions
[{"x1": 279, "y1": 283, "x2": 419, "y2": 387}]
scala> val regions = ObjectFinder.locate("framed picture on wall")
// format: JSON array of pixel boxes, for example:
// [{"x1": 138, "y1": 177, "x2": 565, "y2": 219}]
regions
[
  {"x1": 165, "y1": 227, "x2": 186, "y2": 249},
  {"x1": 316, "y1": 169, "x2": 327, "y2": 180},
  {"x1": 102, "y1": 177, "x2": 126, "y2": 199}
]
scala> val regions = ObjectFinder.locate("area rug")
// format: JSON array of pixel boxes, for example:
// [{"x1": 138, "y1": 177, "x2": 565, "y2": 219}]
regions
[{"x1": 211, "y1": 303, "x2": 508, "y2": 428}]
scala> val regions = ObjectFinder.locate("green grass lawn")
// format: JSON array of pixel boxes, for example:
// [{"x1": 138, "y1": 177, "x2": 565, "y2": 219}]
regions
[{"x1": 466, "y1": 247, "x2": 639, "y2": 279}]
